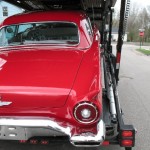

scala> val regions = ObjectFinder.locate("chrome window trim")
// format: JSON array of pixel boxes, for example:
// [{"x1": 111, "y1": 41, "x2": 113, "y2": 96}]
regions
[{"x1": 0, "y1": 21, "x2": 80, "y2": 48}]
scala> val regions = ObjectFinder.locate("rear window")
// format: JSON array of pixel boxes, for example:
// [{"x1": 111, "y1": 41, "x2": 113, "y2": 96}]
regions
[{"x1": 0, "y1": 22, "x2": 79, "y2": 47}]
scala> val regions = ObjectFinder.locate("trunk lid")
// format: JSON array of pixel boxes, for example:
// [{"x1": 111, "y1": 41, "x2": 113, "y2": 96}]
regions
[{"x1": 0, "y1": 47, "x2": 83, "y2": 108}]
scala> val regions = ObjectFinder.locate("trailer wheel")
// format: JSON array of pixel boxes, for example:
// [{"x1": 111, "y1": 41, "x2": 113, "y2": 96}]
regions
[{"x1": 125, "y1": 148, "x2": 132, "y2": 150}]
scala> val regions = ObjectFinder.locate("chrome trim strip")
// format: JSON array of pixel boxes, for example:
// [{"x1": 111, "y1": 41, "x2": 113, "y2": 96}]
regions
[
  {"x1": 0, "y1": 101, "x2": 12, "y2": 106},
  {"x1": 0, "y1": 117, "x2": 71, "y2": 137},
  {"x1": 0, "y1": 117, "x2": 105, "y2": 146}
]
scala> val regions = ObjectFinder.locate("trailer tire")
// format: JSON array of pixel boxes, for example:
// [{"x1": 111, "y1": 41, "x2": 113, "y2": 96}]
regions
[{"x1": 125, "y1": 148, "x2": 132, "y2": 150}]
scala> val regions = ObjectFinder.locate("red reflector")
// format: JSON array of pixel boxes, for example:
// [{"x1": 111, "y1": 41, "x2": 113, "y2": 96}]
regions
[
  {"x1": 102, "y1": 141, "x2": 110, "y2": 146},
  {"x1": 41, "y1": 140, "x2": 49, "y2": 145},
  {"x1": 30, "y1": 139, "x2": 38, "y2": 144},
  {"x1": 122, "y1": 131, "x2": 133, "y2": 137},
  {"x1": 116, "y1": 52, "x2": 121, "y2": 63},
  {"x1": 121, "y1": 140, "x2": 133, "y2": 147},
  {"x1": 19, "y1": 140, "x2": 27, "y2": 143}
]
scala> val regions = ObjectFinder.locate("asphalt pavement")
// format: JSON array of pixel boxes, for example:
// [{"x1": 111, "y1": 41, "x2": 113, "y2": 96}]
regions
[
  {"x1": 0, "y1": 44, "x2": 150, "y2": 150},
  {"x1": 116, "y1": 44, "x2": 150, "y2": 150}
]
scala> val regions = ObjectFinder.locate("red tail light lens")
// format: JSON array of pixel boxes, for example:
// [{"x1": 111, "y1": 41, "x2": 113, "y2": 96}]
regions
[
  {"x1": 30, "y1": 139, "x2": 38, "y2": 144},
  {"x1": 41, "y1": 140, "x2": 49, "y2": 145},
  {"x1": 121, "y1": 140, "x2": 133, "y2": 147},
  {"x1": 74, "y1": 102, "x2": 98, "y2": 124},
  {"x1": 122, "y1": 131, "x2": 133, "y2": 137},
  {"x1": 19, "y1": 140, "x2": 27, "y2": 144},
  {"x1": 102, "y1": 141, "x2": 110, "y2": 146}
]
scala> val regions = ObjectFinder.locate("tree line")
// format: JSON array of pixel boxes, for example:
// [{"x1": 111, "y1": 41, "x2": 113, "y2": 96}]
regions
[{"x1": 113, "y1": 3, "x2": 150, "y2": 42}]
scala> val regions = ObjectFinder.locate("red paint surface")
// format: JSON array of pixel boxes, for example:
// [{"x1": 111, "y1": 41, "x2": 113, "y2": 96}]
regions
[{"x1": 0, "y1": 48, "x2": 83, "y2": 108}]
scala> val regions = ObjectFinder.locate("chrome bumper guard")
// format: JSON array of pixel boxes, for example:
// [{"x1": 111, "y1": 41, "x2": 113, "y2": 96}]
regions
[{"x1": 0, "y1": 117, "x2": 105, "y2": 147}]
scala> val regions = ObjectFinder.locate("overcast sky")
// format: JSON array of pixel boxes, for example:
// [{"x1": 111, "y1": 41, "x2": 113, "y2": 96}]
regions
[{"x1": 115, "y1": 0, "x2": 150, "y2": 9}]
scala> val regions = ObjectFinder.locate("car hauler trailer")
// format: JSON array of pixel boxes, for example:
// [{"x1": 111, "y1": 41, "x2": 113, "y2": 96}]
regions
[{"x1": 0, "y1": 0, "x2": 136, "y2": 150}]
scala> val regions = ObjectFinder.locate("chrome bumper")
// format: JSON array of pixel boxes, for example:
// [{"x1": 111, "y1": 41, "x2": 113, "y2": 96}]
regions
[{"x1": 0, "y1": 117, "x2": 105, "y2": 147}]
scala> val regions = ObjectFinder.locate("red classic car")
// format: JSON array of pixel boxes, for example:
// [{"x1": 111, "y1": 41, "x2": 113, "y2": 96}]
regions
[{"x1": 0, "y1": 11, "x2": 104, "y2": 146}]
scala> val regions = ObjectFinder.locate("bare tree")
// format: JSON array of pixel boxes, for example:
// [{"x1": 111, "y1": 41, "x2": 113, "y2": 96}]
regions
[
  {"x1": 113, "y1": 10, "x2": 120, "y2": 27},
  {"x1": 127, "y1": 2, "x2": 140, "y2": 41},
  {"x1": 113, "y1": 2, "x2": 150, "y2": 42},
  {"x1": 137, "y1": 8, "x2": 150, "y2": 42}
]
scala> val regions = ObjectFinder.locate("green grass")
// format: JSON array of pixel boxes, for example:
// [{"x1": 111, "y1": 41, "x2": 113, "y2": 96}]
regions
[{"x1": 137, "y1": 48, "x2": 150, "y2": 56}]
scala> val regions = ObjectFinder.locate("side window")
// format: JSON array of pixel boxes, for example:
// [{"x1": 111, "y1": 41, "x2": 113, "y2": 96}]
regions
[
  {"x1": 18, "y1": 24, "x2": 33, "y2": 33},
  {"x1": 0, "y1": 28, "x2": 8, "y2": 46}
]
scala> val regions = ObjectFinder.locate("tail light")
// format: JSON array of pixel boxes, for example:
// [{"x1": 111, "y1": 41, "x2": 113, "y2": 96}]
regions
[
  {"x1": 41, "y1": 140, "x2": 49, "y2": 145},
  {"x1": 121, "y1": 140, "x2": 133, "y2": 147},
  {"x1": 30, "y1": 139, "x2": 38, "y2": 144},
  {"x1": 119, "y1": 126, "x2": 136, "y2": 148},
  {"x1": 120, "y1": 130, "x2": 134, "y2": 147},
  {"x1": 102, "y1": 141, "x2": 110, "y2": 146},
  {"x1": 74, "y1": 102, "x2": 99, "y2": 124},
  {"x1": 19, "y1": 140, "x2": 27, "y2": 144},
  {"x1": 122, "y1": 131, "x2": 133, "y2": 137}
]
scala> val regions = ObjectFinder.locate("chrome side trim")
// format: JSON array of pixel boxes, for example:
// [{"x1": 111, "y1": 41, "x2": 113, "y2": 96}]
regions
[
  {"x1": 0, "y1": 117, "x2": 105, "y2": 147},
  {"x1": 0, "y1": 101, "x2": 12, "y2": 106}
]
